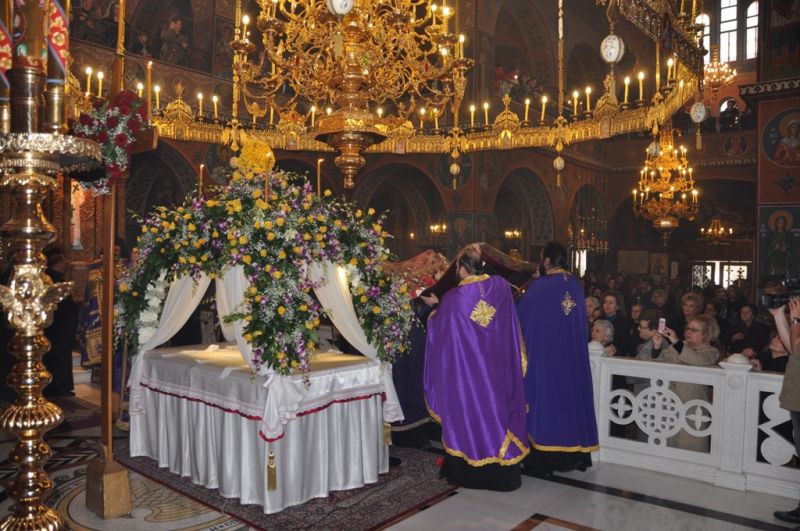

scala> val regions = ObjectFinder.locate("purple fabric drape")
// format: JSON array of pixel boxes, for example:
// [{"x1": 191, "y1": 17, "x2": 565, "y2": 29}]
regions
[
  {"x1": 424, "y1": 275, "x2": 529, "y2": 466},
  {"x1": 517, "y1": 272, "x2": 599, "y2": 452}
]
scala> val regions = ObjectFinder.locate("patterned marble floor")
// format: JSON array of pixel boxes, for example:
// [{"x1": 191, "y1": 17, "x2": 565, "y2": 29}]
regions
[{"x1": 0, "y1": 383, "x2": 796, "y2": 530}]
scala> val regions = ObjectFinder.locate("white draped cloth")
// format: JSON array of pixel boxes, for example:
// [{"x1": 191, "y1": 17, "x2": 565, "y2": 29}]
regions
[
  {"x1": 130, "y1": 347, "x2": 388, "y2": 514},
  {"x1": 127, "y1": 262, "x2": 404, "y2": 441}
]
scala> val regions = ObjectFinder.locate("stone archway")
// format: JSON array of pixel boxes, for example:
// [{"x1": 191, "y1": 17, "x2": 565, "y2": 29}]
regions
[
  {"x1": 125, "y1": 141, "x2": 196, "y2": 239},
  {"x1": 494, "y1": 168, "x2": 554, "y2": 260},
  {"x1": 352, "y1": 164, "x2": 445, "y2": 260}
]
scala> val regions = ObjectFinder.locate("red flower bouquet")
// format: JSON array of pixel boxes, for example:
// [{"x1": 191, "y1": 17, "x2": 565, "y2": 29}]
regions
[{"x1": 73, "y1": 90, "x2": 148, "y2": 195}]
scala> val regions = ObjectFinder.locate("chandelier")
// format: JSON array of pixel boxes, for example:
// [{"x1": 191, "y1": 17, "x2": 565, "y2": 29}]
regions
[
  {"x1": 703, "y1": 45, "x2": 737, "y2": 99},
  {"x1": 700, "y1": 216, "x2": 734, "y2": 243},
  {"x1": 232, "y1": 0, "x2": 471, "y2": 188},
  {"x1": 632, "y1": 122, "x2": 699, "y2": 244}
]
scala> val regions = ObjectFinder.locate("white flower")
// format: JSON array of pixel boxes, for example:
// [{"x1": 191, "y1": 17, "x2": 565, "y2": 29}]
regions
[
  {"x1": 140, "y1": 309, "x2": 158, "y2": 323},
  {"x1": 284, "y1": 229, "x2": 297, "y2": 240},
  {"x1": 138, "y1": 326, "x2": 156, "y2": 346}
]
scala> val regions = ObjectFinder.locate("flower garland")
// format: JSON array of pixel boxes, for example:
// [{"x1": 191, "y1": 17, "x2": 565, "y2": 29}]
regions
[
  {"x1": 116, "y1": 139, "x2": 414, "y2": 376},
  {"x1": 73, "y1": 90, "x2": 148, "y2": 195}
]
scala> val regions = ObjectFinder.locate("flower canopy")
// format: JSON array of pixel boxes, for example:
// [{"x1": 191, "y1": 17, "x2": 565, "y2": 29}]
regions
[{"x1": 117, "y1": 138, "x2": 414, "y2": 375}]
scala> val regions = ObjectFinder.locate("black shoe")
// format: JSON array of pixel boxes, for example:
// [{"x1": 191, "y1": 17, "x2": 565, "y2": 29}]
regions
[{"x1": 774, "y1": 507, "x2": 800, "y2": 524}]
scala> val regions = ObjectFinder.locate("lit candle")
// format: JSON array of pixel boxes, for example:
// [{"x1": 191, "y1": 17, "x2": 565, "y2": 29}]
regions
[
  {"x1": 667, "y1": 57, "x2": 674, "y2": 80},
  {"x1": 154, "y1": 85, "x2": 161, "y2": 110},
  {"x1": 199, "y1": 164, "x2": 204, "y2": 195},
  {"x1": 310, "y1": 105, "x2": 316, "y2": 128},
  {"x1": 637, "y1": 71, "x2": 645, "y2": 101},
  {"x1": 96, "y1": 71, "x2": 104, "y2": 97},
  {"x1": 483, "y1": 101, "x2": 489, "y2": 126},
  {"x1": 458, "y1": 34, "x2": 465, "y2": 59},
  {"x1": 540, "y1": 95, "x2": 547, "y2": 122},
  {"x1": 326, "y1": 107, "x2": 333, "y2": 115},
  {"x1": 197, "y1": 92, "x2": 204, "y2": 116},
  {"x1": 692, "y1": 189, "x2": 698, "y2": 203},
  {"x1": 376, "y1": 107, "x2": 383, "y2": 118},
  {"x1": 317, "y1": 158, "x2": 323, "y2": 196},
  {"x1": 469, "y1": 104, "x2": 475, "y2": 128},
  {"x1": 212, "y1": 95, "x2": 219, "y2": 120},
  {"x1": 242, "y1": 14, "x2": 250, "y2": 39},
  {"x1": 85, "y1": 66, "x2": 93, "y2": 95},
  {"x1": 524, "y1": 98, "x2": 530, "y2": 122},
  {"x1": 584, "y1": 86, "x2": 592, "y2": 113},
  {"x1": 623, "y1": 76, "x2": 630, "y2": 104},
  {"x1": 572, "y1": 90, "x2": 579, "y2": 116},
  {"x1": 136, "y1": 82, "x2": 144, "y2": 98},
  {"x1": 419, "y1": 108, "x2": 425, "y2": 130},
  {"x1": 146, "y1": 61, "x2": 153, "y2": 122},
  {"x1": 632, "y1": 189, "x2": 637, "y2": 204}
]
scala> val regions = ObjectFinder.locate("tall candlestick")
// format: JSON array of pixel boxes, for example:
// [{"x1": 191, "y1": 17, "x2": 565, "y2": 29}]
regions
[
  {"x1": 623, "y1": 76, "x2": 630, "y2": 104},
  {"x1": 524, "y1": 98, "x2": 530, "y2": 122},
  {"x1": 637, "y1": 71, "x2": 645, "y2": 101},
  {"x1": 433, "y1": 109, "x2": 439, "y2": 130},
  {"x1": 419, "y1": 108, "x2": 425, "y2": 130},
  {"x1": 572, "y1": 90, "x2": 579, "y2": 115},
  {"x1": 269, "y1": 106, "x2": 274, "y2": 125},
  {"x1": 317, "y1": 158, "x2": 323, "y2": 196},
  {"x1": 136, "y1": 82, "x2": 143, "y2": 98},
  {"x1": 310, "y1": 105, "x2": 316, "y2": 128},
  {"x1": 154, "y1": 85, "x2": 161, "y2": 110},
  {"x1": 540, "y1": 95, "x2": 547, "y2": 122},
  {"x1": 667, "y1": 57, "x2": 674, "y2": 80},
  {"x1": 85, "y1": 66, "x2": 93, "y2": 95},
  {"x1": 483, "y1": 102, "x2": 489, "y2": 126},
  {"x1": 197, "y1": 92, "x2": 203, "y2": 117},
  {"x1": 145, "y1": 61, "x2": 152, "y2": 123},
  {"x1": 584, "y1": 87, "x2": 592, "y2": 113},
  {"x1": 96, "y1": 71, "x2": 104, "y2": 98},
  {"x1": 469, "y1": 104, "x2": 475, "y2": 128},
  {"x1": 212, "y1": 95, "x2": 219, "y2": 120},
  {"x1": 199, "y1": 164, "x2": 204, "y2": 195}
]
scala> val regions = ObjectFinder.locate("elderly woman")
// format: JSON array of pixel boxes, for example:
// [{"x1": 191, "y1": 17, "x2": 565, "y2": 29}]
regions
[
  {"x1": 588, "y1": 319, "x2": 615, "y2": 357},
  {"x1": 585, "y1": 296, "x2": 601, "y2": 334},
  {"x1": 654, "y1": 314, "x2": 720, "y2": 451}
]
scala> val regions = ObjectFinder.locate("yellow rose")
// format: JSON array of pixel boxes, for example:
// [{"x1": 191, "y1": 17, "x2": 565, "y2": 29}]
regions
[
  {"x1": 303, "y1": 233, "x2": 311, "y2": 241},
  {"x1": 368, "y1": 208, "x2": 375, "y2": 216},
  {"x1": 324, "y1": 189, "x2": 332, "y2": 196},
  {"x1": 188, "y1": 223, "x2": 196, "y2": 231},
  {"x1": 278, "y1": 306, "x2": 286, "y2": 315},
  {"x1": 267, "y1": 232, "x2": 276, "y2": 241},
  {"x1": 293, "y1": 246, "x2": 302, "y2": 254},
  {"x1": 188, "y1": 256, "x2": 197, "y2": 264},
  {"x1": 276, "y1": 217, "x2": 285, "y2": 227},
  {"x1": 264, "y1": 220, "x2": 273, "y2": 229},
  {"x1": 372, "y1": 306, "x2": 381, "y2": 314},
  {"x1": 212, "y1": 230, "x2": 219, "y2": 238},
  {"x1": 260, "y1": 249, "x2": 267, "y2": 257},
  {"x1": 360, "y1": 295, "x2": 367, "y2": 303},
  {"x1": 300, "y1": 303, "x2": 308, "y2": 311},
  {"x1": 239, "y1": 235, "x2": 248, "y2": 245},
  {"x1": 355, "y1": 210, "x2": 362, "y2": 218},
  {"x1": 278, "y1": 250, "x2": 287, "y2": 259},
  {"x1": 249, "y1": 287, "x2": 258, "y2": 295},
  {"x1": 242, "y1": 255, "x2": 252, "y2": 265},
  {"x1": 273, "y1": 270, "x2": 283, "y2": 280}
]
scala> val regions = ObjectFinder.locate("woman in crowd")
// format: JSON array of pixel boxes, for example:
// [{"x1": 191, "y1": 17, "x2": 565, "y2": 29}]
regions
[
  {"x1": 599, "y1": 290, "x2": 630, "y2": 356},
  {"x1": 588, "y1": 319, "x2": 615, "y2": 357},
  {"x1": 653, "y1": 315, "x2": 720, "y2": 451},
  {"x1": 749, "y1": 332, "x2": 791, "y2": 373}
]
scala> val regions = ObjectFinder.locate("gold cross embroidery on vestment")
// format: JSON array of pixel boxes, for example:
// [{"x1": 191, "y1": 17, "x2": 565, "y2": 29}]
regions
[
  {"x1": 561, "y1": 291, "x2": 576, "y2": 315},
  {"x1": 470, "y1": 300, "x2": 496, "y2": 327}
]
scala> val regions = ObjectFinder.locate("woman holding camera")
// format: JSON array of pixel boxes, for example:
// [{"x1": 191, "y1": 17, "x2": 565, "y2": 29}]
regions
[{"x1": 653, "y1": 315, "x2": 720, "y2": 451}]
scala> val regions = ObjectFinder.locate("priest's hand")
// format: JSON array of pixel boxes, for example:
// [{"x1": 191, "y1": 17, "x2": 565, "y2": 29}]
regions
[{"x1": 421, "y1": 293, "x2": 439, "y2": 307}]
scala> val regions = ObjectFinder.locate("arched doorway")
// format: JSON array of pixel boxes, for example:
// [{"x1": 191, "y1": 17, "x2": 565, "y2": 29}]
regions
[
  {"x1": 352, "y1": 164, "x2": 444, "y2": 260},
  {"x1": 494, "y1": 168, "x2": 554, "y2": 261}
]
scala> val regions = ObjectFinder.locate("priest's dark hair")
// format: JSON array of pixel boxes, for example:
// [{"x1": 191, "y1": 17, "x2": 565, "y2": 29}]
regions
[
  {"x1": 542, "y1": 241, "x2": 567, "y2": 269},
  {"x1": 457, "y1": 244, "x2": 484, "y2": 276}
]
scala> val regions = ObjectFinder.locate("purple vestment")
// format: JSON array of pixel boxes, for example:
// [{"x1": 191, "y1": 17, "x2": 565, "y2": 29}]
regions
[
  {"x1": 517, "y1": 271, "x2": 599, "y2": 452},
  {"x1": 424, "y1": 275, "x2": 529, "y2": 466}
]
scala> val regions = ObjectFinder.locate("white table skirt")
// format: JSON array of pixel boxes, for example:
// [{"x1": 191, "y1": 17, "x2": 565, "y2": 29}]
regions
[{"x1": 129, "y1": 346, "x2": 389, "y2": 514}]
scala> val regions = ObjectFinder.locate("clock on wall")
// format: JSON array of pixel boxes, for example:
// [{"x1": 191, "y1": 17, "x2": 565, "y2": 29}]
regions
[
  {"x1": 690, "y1": 101, "x2": 708, "y2": 124},
  {"x1": 600, "y1": 33, "x2": 625, "y2": 64},
  {"x1": 326, "y1": 0, "x2": 354, "y2": 16}
]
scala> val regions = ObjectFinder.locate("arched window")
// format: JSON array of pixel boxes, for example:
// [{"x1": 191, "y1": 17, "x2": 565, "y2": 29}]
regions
[
  {"x1": 720, "y1": 0, "x2": 738, "y2": 62},
  {"x1": 746, "y1": 1, "x2": 758, "y2": 60},
  {"x1": 695, "y1": 13, "x2": 711, "y2": 64}
]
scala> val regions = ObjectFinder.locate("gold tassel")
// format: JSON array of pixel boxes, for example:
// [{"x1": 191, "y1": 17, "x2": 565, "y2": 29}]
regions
[
  {"x1": 696, "y1": 128, "x2": 702, "y2": 151},
  {"x1": 267, "y1": 451, "x2": 277, "y2": 491},
  {"x1": 384, "y1": 422, "x2": 392, "y2": 446}
]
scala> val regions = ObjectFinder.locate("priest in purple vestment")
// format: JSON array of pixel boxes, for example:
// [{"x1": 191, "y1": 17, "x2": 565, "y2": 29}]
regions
[
  {"x1": 517, "y1": 241, "x2": 598, "y2": 477},
  {"x1": 422, "y1": 245, "x2": 529, "y2": 491}
]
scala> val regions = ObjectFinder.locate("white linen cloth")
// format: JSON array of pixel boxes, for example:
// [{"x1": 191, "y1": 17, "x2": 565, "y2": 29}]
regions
[
  {"x1": 307, "y1": 261, "x2": 404, "y2": 422},
  {"x1": 128, "y1": 274, "x2": 211, "y2": 415},
  {"x1": 129, "y1": 347, "x2": 388, "y2": 514}
]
